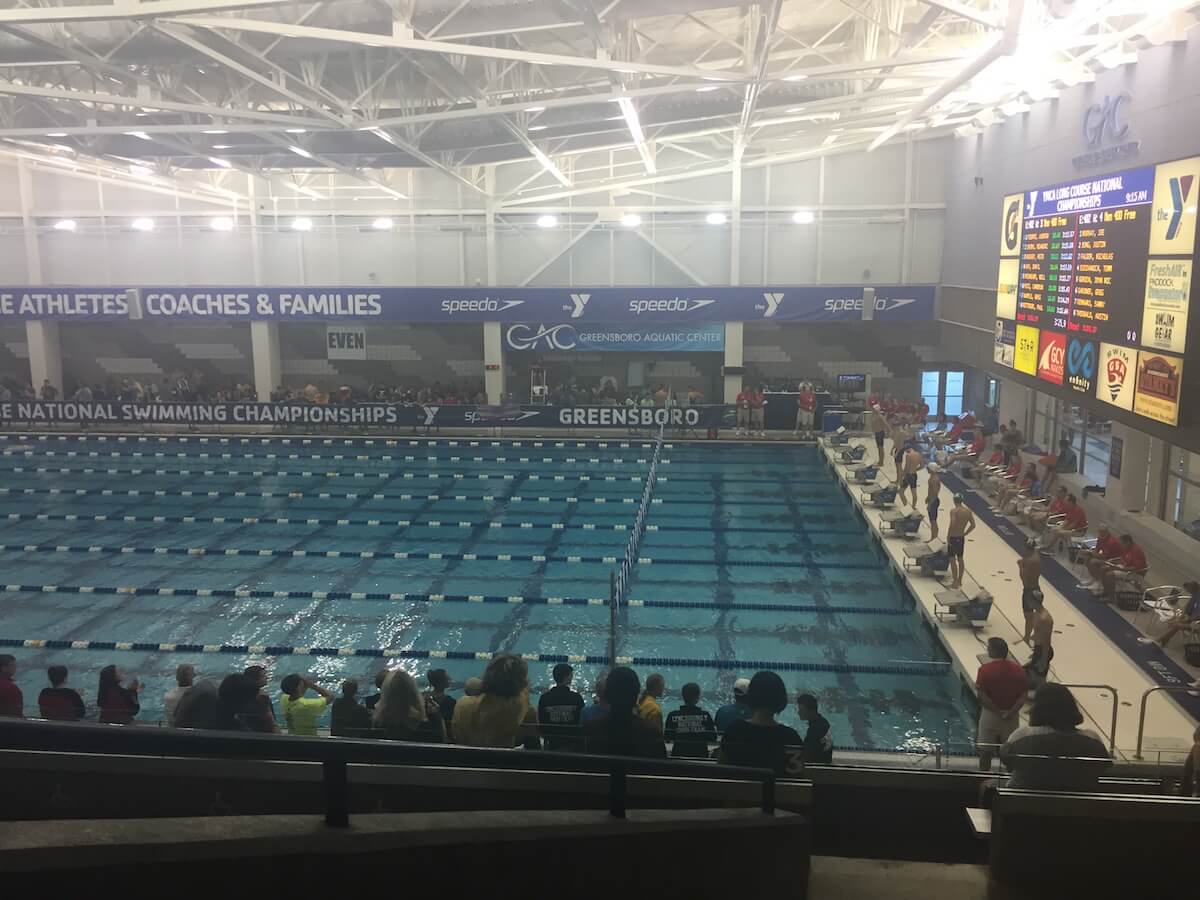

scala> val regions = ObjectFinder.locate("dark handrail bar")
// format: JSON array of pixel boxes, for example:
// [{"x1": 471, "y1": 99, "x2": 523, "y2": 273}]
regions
[{"x1": 0, "y1": 717, "x2": 776, "y2": 827}]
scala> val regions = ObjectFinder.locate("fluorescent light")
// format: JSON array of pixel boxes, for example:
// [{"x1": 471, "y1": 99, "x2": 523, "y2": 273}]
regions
[
  {"x1": 536, "y1": 214, "x2": 558, "y2": 229},
  {"x1": 208, "y1": 156, "x2": 232, "y2": 168},
  {"x1": 617, "y1": 96, "x2": 655, "y2": 175},
  {"x1": 371, "y1": 217, "x2": 394, "y2": 231},
  {"x1": 129, "y1": 164, "x2": 154, "y2": 178},
  {"x1": 291, "y1": 217, "x2": 314, "y2": 232},
  {"x1": 288, "y1": 144, "x2": 314, "y2": 159},
  {"x1": 46, "y1": 132, "x2": 68, "y2": 137},
  {"x1": 53, "y1": 219, "x2": 77, "y2": 232},
  {"x1": 211, "y1": 144, "x2": 232, "y2": 149},
  {"x1": 284, "y1": 127, "x2": 307, "y2": 133},
  {"x1": 695, "y1": 85, "x2": 720, "y2": 93},
  {"x1": 130, "y1": 217, "x2": 155, "y2": 232},
  {"x1": 209, "y1": 217, "x2": 234, "y2": 232},
  {"x1": 621, "y1": 213, "x2": 642, "y2": 228},
  {"x1": 705, "y1": 212, "x2": 727, "y2": 225},
  {"x1": 203, "y1": 129, "x2": 228, "y2": 135},
  {"x1": 526, "y1": 105, "x2": 546, "y2": 112},
  {"x1": 792, "y1": 210, "x2": 815, "y2": 225},
  {"x1": 784, "y1": 73, "x2": 810, "y2": 82},
  {"x1": 530, "y1": 146, "x2": 571, "y2": 188},
  {"x1": 528, "y1": 125, "x2": 548, "y2": 132},
  {"x1": 125, "y1": 131, "x2": 151, "y2": 141}
]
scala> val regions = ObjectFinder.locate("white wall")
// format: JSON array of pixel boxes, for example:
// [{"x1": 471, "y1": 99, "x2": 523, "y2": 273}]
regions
[{"x1": 3, "y1": 137, "x2": 948, "y2": 289}]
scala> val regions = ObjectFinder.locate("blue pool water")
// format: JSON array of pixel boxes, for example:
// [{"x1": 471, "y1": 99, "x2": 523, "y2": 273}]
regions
[{"x1": 0, "y1": 433, "x2": 976, "y2": 752}]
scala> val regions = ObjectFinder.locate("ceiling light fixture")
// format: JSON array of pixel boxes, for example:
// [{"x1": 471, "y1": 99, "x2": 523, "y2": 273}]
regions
[
  {"x1": 526, "y1": 105, "x2": 546, "y2": 113},
  {"x1": 46, "y1": 131, "x2": 68, "y2": 137},
  {"x1": 208, "y1": 156, "x2": 232, "y2": 168},
  {"x1": 130, "y1": 217, "x2": 155, "y2": 232},
  {"x1": 211, "y1": 144, "x2": 232, "y2": 150},
  {"x1": 209, "y1": 217, "x2": 234, "y2": 232},
  {"x1": 784, "y1": 73, "x2": 810, "y2": 82},
  {"x1": 53, "y1": 219, "x2": 77, "y2": 232},
  {"x1": 792, "y1": 209, "x2": 815, "y2": 225},
  {"x1": 705, "y1": 212, "x2": 727, "y2": 225},
  {"x1": 125, "y1": 131, "x2": 151, "y2": 141},
  {"x1": 129, "y1": 164, "x2": 154, "y2": 178},
  {"x1": 621, "y1": 213, "x2": 642, "y2": 228},
  {"x1": 536, "y1": 214, "x2": 558, "y2": 229},
  {"x1": 203, "y1": 129, "x2": 228, "y2": 135},
  {"x1": 288, "y1": 145, "x2": 314, "y2": 159},
  {"x1": 617, "y1": 96, "x2": 656, "y2": 175},
  {"x1": 291, "y1": 217, "x2": 314, "y2": 232},
  {"x1": 528, "y1": 125, "x2": 548, "y2": 132},
  {"x1": 284, "y1": 127, "x2": 307, "y2": 134},
  {"x1": 695, "y1": 85, "x2": 720, "y2": 93},
  {"x1": 371, "y1": 217, "x2": 394, "y2": 231}
]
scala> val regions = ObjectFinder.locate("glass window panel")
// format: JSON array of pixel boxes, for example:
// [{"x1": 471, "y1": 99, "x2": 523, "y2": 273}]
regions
[{"x1": 945, "y1": 371, "x2": 964, "y2": 395}]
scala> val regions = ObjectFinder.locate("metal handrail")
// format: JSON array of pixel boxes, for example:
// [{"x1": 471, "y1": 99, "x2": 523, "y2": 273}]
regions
[
  {"x1": 0, "y1": 717, "x2": 776, "y2": 826},
  {"x1": 1134, "y1": 685, "x2": 1199, "y2": 760},
  {"x1": 1055, "y1": 684, "x2": 1120, "y2": 753}
]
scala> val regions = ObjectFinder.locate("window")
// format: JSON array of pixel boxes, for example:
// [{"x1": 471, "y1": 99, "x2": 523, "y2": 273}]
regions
[
  {"x1": 1080, "y1": 408, "x2": 1112, "y2": 484},
  {"x1": 986, "y1": 377, "x2": 998, "y2": 409},
  {"x1": 1032, "y1": 391, "x2": 1057, "y2": 449},
  {"x1": 1168, "y1": 447, "x2": 1200, "y2": 539},
  {"x1": 921, "y1": 370, "x2": 940, "y2": 417},
  {"x1": 944, "y1": 370, "x2": 964, "y2": 417}
]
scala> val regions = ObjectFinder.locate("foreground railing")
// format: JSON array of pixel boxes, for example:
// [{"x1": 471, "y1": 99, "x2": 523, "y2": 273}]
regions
[{"x1": 0, "y1": 717, "x2": 776, "y2": 827}]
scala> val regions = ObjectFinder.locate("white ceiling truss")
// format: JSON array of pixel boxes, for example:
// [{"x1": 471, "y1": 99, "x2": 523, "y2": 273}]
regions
[{"x1": 0, "y1": 0, "x2": 1195, "y2": 212}]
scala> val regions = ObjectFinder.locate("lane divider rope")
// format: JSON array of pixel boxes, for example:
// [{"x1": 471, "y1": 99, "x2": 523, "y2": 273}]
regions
[{"x1": 2, "y1": 450, "x2": 663, "y2": 466}]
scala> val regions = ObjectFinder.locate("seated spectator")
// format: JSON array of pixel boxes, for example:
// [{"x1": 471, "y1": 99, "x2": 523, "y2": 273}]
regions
[
  {"x1": 426, "y1": 668, "x2": 458, "y2": 740},
  {"x1": 718, "y1": 671, "x2": 804, "y2": 777},
  {"x1": 1075, "y1": 526, "x2": 1123, "y2": 589},
  {"x1": 996, "y1": 462, "x2": 1039, "y2": 510},
  {"x1": 975, "y1": 638, "x2": 1027, "y2": 772},
  {"x1": 215, "y1": 673, "x2": 270, "y2": 732},
  {"x1": 985, "y1": 455, "x2": 1023, "y2": 497},
  {"x1": 999, "y1": 683, "x2": 1110, "y2": 790},
  {"x1": 1027, "y1": 485, "x2": 1068, "y2": 532},
  {"x1": 637, "y1": 673, "x2": 665, "y2": 733},
  {"x1": 163, "y1": 663, "x2": 195, "y2": 726},
  {"x1": 664, "y1": 682, "x2": 717, "y2": 759},
  {"x1": 452, "y1": 654, "x2": 537, "y2": 748},
  {"x1": 1089, "y1": 533, "x2": 1148, "y2": 601},
  {"x1": 1181, "y1": 724, "x2": 1200, "y2": 798},
  {"x1": 0, "y1": 654, "x2": 24, "y2": 718},
  {"x1": 243, "y1": 664, "x2": 277, "y2": 732},
  {"x1": 330, "y1": 679, "x2": 372, "y2": 736},
  {"x1": 581, "y1": 667, "x2": 667, "y2": 758},
  {"x1": 796, "y1": 693, "x2": 833, "y2": 765},
  {"x1": 363, "y1": 669, "x2": 388, "y2": 712},
  {"x1": 97, "y1": 665, "x2": 141, "y2": 725},
  {"x1": 463, "y1": 676, "x2": 483, "y2": 697},
  {"x1": 538, "y1": 663, "x2": 585, "y2": 751},
  {"x1": 279, "y1": 674, "x2": 334, "y2": 736},
  {"x1": 38, "y1": 665, "x2": 85, "y2": 721},
  {"x1": 1038, "y1": 493, "x2": 1087, "y2": 552},
  {"x1": 1138, "y1": 581, "x2": 1200, "y2": 649},
  {"x1": 580, "y1": 671, "x2": 609, "y2": 724},
  {"x1": 714, "y1": 678, "x2": 752, "y2": 732},
  {"x1": 373, "y1": 670, "x2": 445, "y2": 742},
  {"x1": 173, "y1": 680, "x2": 218, "y2": 729}
]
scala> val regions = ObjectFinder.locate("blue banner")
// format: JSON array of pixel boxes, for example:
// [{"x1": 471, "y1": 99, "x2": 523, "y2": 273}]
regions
[
  {"x1": 504, "y1": 322, "x2": 724, "y2": 352},
  {"x1": 0, "y1": 285, "x2": 935, "y2": 324},
  {"x1": 1024, "y1": 165, "x2": 1154, "y2": 218}
]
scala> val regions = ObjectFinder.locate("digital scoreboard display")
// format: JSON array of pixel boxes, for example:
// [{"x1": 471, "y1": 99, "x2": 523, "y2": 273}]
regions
[{"x1": 995, "y1": 156, "x2": 1199, "y2": 427}]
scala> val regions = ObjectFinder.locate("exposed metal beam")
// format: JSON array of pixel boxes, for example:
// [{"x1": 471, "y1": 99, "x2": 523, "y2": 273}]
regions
[
  {"x1": 517, "y1": 218, "x2": 599, "y2": 286},
  {"x1": 0, "y1": 0, "x2": 307, "y2": 25},
  {"x1": 734, "y1": 0, "x2": 784, "y2": 161},
  {"x1": 915, "y1": 0, "x2": 1001, "y2": 30}
]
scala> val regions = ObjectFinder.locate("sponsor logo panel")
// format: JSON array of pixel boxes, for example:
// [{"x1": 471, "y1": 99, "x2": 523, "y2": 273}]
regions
[
  {"x1": 1037, "y1": 330, "x2": 1066, "y2": 385},
  {"x1": 1065, "y1": 338, "x2": 1096, "y2": 394},
  {"x1": 1133, "y1": 351, "x2": 1185, "y2": 426},
  {"x1": 1014, "y1": 324, "x2": 1040, "y2": 376},
  {"x1": 1096, "y1": 342, "x2": 1136, "y2": 410},
  {"x1": 1140, "y1": 259, "x2": 1190, "y2": 354},
  {"x1": 1149, "y1": 156, "x2": 1200, "y2": 255}
]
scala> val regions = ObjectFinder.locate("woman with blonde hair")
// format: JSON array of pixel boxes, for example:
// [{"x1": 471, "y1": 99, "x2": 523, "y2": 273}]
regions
[
  {"x1": 452, "y1": 653, "x2": 539, "y2": 748},
  {"x1": 373, "y1": 670, "x2": 444, "y2": 743}
]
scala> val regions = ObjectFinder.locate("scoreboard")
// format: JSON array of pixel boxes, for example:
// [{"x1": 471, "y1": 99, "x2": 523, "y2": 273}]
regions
[{"x1": 995, "y1": 156, "x2": 1199, "y2": 427}]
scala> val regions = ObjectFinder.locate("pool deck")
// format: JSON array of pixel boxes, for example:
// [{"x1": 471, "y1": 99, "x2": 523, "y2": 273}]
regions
[{"x1": 818, "y1": 435, "x2": 1196, "y2": 765}]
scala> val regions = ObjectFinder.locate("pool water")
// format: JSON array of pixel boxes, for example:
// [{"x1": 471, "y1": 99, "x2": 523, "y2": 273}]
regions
[{"x1": 0, "y1": 433, "x2": 976, "y2": 752}]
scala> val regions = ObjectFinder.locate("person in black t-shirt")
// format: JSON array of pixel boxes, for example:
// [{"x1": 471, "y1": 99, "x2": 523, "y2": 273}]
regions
[
  {"x1": 796, "y1": 693, "x2": 833, "y2": 764},
  {"x1": 538, "y1": 663, "x2": 585, "y2": 751},
  {"x1": 426, "y1": 668, "x2": 458, "y2": 741},
  {"x1": 718, "y1": 671, "x2": 803, "y2": 777},
  {"x1": 330, "y1": 679, "x2": 372, "y2": 736},
  {"x1": 38, "y1": 665, "x2": 85, "y2": 721},
  {"x1": 664, "y1": 682, "x2": 717, "y2": 758},
  {"x1": 581, "y1": 667, "x2": 666, "y2": 759}
]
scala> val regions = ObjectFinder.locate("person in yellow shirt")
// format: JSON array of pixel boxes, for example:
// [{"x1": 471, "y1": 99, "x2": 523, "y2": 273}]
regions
[
  {"x1": 278, "y1": 673, "x2": 334, "y2": 736},
  {"x1": 452, "y1": 654, "x2": 538, "y2": 748},
  {"x1": 637, "y1": 673, "x2": 666, "y2": 733}
]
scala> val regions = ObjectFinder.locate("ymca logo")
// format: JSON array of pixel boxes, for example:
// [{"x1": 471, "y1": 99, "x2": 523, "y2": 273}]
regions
[
  {"x1": 565, "y1": 293, "x2": 591, "y2": 318},
  {"x1": 1165, "y1": 174, "x2": 1195, "y2": 241},
  {"x1": 761, "y1": 292, "x2": 785, "y2": 318},
  {"x1": 420, "y1": 406, "x2": 440, "y2": 426}
]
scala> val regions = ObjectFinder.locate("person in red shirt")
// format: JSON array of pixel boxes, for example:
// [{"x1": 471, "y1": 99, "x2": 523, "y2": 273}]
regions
[
  {"x1": 1039, "y1": 493, "x2": 1087, "y2": 552},
  {"x1": 735, "y1": 387, "x2": 752, "y2": 436},
  {"x1": 793, "y1": 385, "x2": 816, "y2": 436},
  {"x1": 976, "y1": 637, "x2": 1028, "y2": 772},
  {"x1": 38, "y1": 665, "x2": 85, "y2": 721},
  {"x1": 1093, "y1": 534, "x2": 1148, "y2": 601},
  {"x1": 0, "y1": 655, "x2": 23, "y2": 718},
  {"x1": 946, "y1": 412, "x2": 977, "y2": 443},
  {"x1": 748, "y1": 387, "x2": 766, "y2": 437},
  {"x1": 1027, "y1": 485, "x2": 1068, "y2": 532},
  {"x1": 1076, "y1": 526, "x2": 1123, "y2": 588}
]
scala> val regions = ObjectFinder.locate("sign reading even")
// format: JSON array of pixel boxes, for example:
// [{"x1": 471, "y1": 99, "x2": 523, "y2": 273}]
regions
[
  {"x1": 503, "y1": 323, "x2": 724, "y2": 353},
  {"x1": 326, "y1": 326, "x2": 366, "y2": 360},
  {"x1": 0, "y1": 402, "x2": 731, "y2": 430},
  {"x1": 0, "y1": 285, "x2": 936, "y2": 324}
]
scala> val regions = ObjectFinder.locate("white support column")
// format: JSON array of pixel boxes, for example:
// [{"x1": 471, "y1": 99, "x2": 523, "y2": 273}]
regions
[
  {"x1": 18, "y1": 156, "x2": 63, "y2": 396},
  {"x1": 1106, "y1": 421, "x2": 1160, "y2": 512},
  {"x1": 723, "y1": 321, "x2": 744, "y2": 404},
  {"x1": 483, "y1": 322, "x2": 506, "y2": 405},
  {"x1": 250, "y1": 320, "x2": 281, "y2": 403}
]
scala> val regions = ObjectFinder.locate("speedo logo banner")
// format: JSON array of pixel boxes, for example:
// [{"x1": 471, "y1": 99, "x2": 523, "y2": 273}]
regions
[{"x1": 0, "y1": 285, "x2": 935, "y2": 323}]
